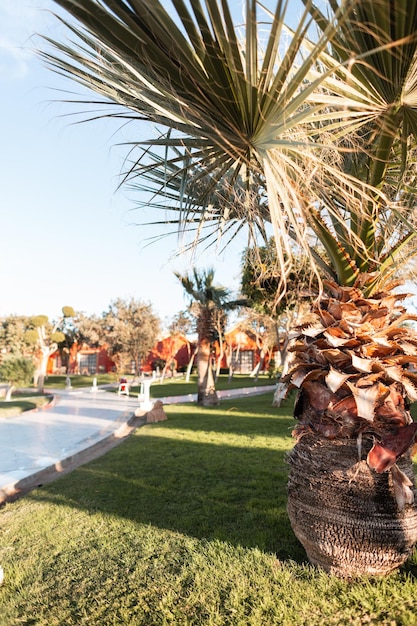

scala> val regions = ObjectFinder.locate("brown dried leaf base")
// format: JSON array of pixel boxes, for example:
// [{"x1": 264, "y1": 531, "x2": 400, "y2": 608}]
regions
[{"x1": 286, "y1": 434, "x2": 417, "y2": 577}]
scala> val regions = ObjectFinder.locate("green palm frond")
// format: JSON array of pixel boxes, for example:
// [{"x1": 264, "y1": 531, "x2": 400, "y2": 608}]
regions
[
  {"x1": 43, "y1": 0, "x2": 392, "y2": 290},
  {"x1": 305, "y1": 0, "x2": 417, "y2": 183},
  {"x1": 44, "y1": 0, "x2": 417, "y2": 295},
  {"x1": 175, "y1": 267, "x2": 237, "y2": 309},
  {"x1": 308, "y1": 211, "x2": 360, "y2": 286},
  {"x1": 125, "y1": 141, "x2": 271, "y2": 254}
]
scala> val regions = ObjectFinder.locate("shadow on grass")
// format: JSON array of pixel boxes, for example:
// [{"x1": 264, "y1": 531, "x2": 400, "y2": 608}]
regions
[
  {"x1": 0, "y1": 395, "x2": 53, "y2": 418},
  {"x1": 30, "y1": 411, "x2": 306, "y2": 564}
]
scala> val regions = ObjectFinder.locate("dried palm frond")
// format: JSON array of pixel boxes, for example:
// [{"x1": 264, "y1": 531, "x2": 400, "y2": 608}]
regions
[{"x1": 288, "y1": 279, "x2": 417, "y2": 464}]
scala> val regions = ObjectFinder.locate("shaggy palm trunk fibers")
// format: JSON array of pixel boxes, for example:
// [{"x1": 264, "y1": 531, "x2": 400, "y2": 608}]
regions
[{"x1": 287, "y1": 434, "x2": 417, "y2": 577}]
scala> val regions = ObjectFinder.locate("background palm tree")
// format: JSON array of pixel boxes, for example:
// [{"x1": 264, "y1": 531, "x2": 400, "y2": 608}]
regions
[
  {"x1": 43, "y1": 0, "x2": 417, "y2": 576},
  {"x1": 176, "y1": 268, "x2": 243, "y2": 405}
]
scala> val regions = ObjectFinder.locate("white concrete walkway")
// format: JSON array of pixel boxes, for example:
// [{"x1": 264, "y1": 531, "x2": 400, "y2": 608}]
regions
[
  {"x1": 0, "y1": 389, "x2": 144, "y2": 502},
  {"x1": 0, "y1": 384, "x2": 275, "y2": 504}
]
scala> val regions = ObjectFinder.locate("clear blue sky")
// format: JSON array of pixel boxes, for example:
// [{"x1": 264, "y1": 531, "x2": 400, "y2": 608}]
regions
[
  {"x1": 0, "y1": 0, "x2": 252, "y2": 329},
  {"x1": 11, "y1": 1, "x2": 414, "y2": 330}
]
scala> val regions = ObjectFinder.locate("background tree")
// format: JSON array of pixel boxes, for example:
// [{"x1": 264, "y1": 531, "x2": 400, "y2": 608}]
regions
[
  {"x1": 102, "y1": 298, "x2": 160, "y2": 376},
  {"x1": 168, "y1": 311, "x2": 193, "y2": 338},
  {"x1": 236, "y1": 311, "x2": 278, "y2": 380},
  {"x1": 0, "y1": 357, "x2": 35, "y2": 401},
  {"x1": 0, "y1": 316, "x2": 32, "y2": 359},
  {"x1": 55, "y1": 310, "x2": 80, "y2": 374},
  {"x1": 240, "y1": 240, "x2": 317, "y2": 317},
  {"x1": 24, "y1": 306, "x2": 75, "y2": 392},
  {"x1": 74, "y1": 312, "x2": 108, "y2": 348},
  {"x1": 241, "y1": 241, "x2": 315, "y2": 401},
  {"x1": 70, "y1": 311, "x2": 109, "y2": 374}
]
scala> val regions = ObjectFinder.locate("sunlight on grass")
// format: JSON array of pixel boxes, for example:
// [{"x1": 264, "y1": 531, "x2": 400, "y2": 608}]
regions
[
  {"x1": 142, "y1": 424, "x2": 293, "y2": 450},
  {"x1": 1, "y1": 392, "x2": 417, "y2": 625},
  {"x1": 144, "y1": 401, "x2": 294, "y2": 450}
]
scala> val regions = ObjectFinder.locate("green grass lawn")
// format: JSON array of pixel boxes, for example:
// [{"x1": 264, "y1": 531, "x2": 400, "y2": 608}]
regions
[
  {"x1": 44, "y1": 373, "x2": 275, "y2": 396},
  {"x1": 44, "y1": 373, "x2": 120, "y2": 389},
  {"x1": 1, "y1": 393, "x2": 417, "y2": 624},
  {"x1": 132, "y1": 374, "x2": 275, "y2": 399},
  {"x1": 0, "y1": 393, "x2": 53, "y2": 418}
]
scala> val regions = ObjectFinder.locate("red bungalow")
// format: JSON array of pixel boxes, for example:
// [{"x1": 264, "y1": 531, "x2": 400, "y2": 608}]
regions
[
  {"x1": 48, "y1": 342, "x2": 115, "y2": 375},
  {"x1": 48, "y1": 327, "x2": 280, "y2": 377},
  {"x1": 143, "y1": 334, "x2": 195, "y2": 374},
  {"x1": 48, "y1": 334, "x2": 195, "y2": 376}
]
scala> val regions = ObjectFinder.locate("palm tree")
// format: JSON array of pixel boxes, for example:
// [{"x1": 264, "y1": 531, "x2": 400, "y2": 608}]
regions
[
  {"x1": 283, "y1": 0, "x2": 417, "y2": 578},
  {"x1": 176, "y1": 268, "x2": 241, "y2": 405},
  {"x1": 42, "y1": 0, "x2": 417, "y2": 576}
]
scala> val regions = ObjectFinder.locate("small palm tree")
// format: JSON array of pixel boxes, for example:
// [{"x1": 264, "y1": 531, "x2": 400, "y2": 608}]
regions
[
  {"x1": 176, "y1": 268, "x2": 242, "y2": 405},
  {"x1": 43, "y1": 0, "x2": 417, "y2": 576}
]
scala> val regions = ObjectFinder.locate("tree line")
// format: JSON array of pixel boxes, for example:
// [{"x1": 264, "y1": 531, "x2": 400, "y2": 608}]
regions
[
  {"x1": 0, "y1": 253, "x2": 310, "y2": 401},
  {"x1": 0, "y1": 299, "x2": 159, "y2": 394}
]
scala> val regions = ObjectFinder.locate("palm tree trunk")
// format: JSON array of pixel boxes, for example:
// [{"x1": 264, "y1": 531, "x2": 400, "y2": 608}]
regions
[
  {"x1": 287, "y1": 434, "x2": 417, "y2": 577},
  {"x1": 285, "y1": 281, "x2": 417, "y2": 576},
  {"x1": 197, "y1": 339, "x2": 219, "y2": 405}
]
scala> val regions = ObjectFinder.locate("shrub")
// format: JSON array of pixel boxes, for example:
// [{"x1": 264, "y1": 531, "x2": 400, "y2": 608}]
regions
[{"x1": 0, "y1": 356, "x2": 35, "y2": 388}]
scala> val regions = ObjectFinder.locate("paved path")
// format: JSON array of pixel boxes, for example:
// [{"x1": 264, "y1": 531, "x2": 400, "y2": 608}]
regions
[{"x1": 0, "y1": 384, "x2": 275, "y2": 504}]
